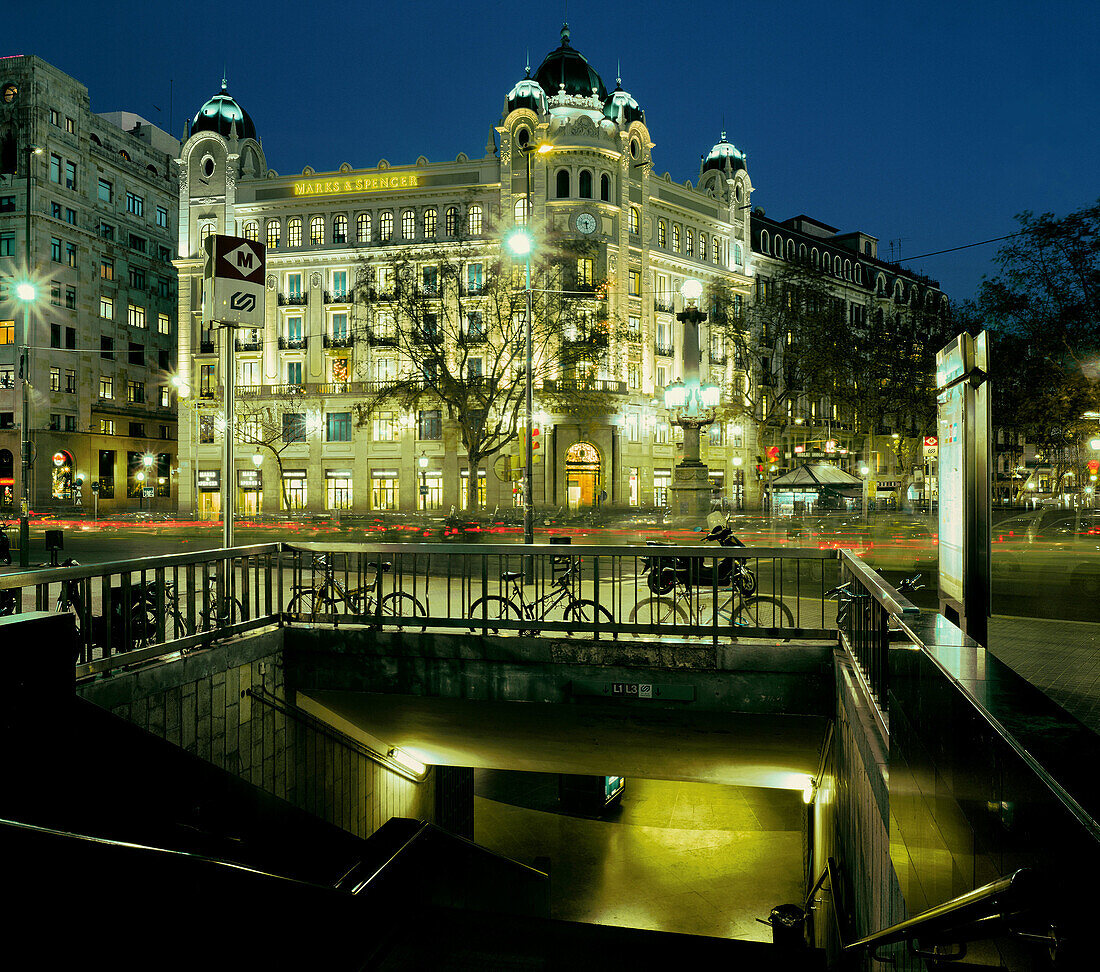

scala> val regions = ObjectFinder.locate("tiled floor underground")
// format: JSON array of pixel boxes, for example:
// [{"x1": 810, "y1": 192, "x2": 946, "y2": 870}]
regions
[{"x1": 474, "y1": 770, "x2": 805, "y2": 941}]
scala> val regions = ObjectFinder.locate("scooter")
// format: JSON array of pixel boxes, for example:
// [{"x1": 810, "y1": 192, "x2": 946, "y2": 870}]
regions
[{"x1": 0, "y1": 522, "x2": 11, "y2": 566}]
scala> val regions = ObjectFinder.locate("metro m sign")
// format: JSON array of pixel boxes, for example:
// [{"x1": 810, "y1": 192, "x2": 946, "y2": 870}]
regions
[{"x1": 203, "y1": 234, "x2": 266, "y2": 326}]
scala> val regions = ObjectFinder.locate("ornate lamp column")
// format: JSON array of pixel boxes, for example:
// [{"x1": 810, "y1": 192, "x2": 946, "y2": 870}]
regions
[{"x1": 666, "y1": 280, "x2": 720, "y2": 526}]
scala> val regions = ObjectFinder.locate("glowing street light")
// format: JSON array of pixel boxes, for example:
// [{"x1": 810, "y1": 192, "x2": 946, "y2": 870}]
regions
[{"x1": 505, "y1": 227, "x2": 536, "y2": 553}]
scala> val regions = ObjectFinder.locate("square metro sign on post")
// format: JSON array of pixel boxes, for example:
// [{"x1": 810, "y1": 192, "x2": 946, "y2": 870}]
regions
[{"x1": 203, "y1": 235, "x2": 266, "y2": 326}]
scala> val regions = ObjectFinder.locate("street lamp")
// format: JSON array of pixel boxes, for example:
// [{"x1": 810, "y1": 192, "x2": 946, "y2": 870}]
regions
[
  {"x1": 16, "y1": 144, "x2": 43, "y2": 567},
  {"x1": 859, "y1": 465, "x2": 871, "y2": 520},
  {"x1": 665, "y1": 279, "x2": 719, "y2": 524},
  {"x1": 418, "y1": 452, "x2": 429, "y2": 511},
  {"x1": 506, "y1": 226, "x2": 536, "y2": 553},
  {"x1": 135, "y1": 471, "x2": 146, "y2": 511}
]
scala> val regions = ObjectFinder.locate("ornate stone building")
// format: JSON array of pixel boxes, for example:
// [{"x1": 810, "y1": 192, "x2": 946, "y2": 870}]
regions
[{"x1": 174, "y1": 26, "x2": 943, "y2": 516}]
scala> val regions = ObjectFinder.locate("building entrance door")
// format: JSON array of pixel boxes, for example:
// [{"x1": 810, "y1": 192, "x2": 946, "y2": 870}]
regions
[
  {"x1": 238, "y1": 490, "x2": 261, "y2": 517},
  {"x1": 565, "y1": 441, "x2": 601, "y2": 510},
  {"x1": 198, "y1": 491, "x2": 221, "y2": 520}
]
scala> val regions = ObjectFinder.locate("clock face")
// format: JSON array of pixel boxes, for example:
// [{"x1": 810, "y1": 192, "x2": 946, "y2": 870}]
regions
[{"x1": 576, "y1": 213, "x2": 597, "y2": 235}]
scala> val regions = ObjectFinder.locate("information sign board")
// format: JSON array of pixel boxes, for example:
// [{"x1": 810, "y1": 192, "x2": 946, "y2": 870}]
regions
[{"x1": 203, "y1": 235, "x2": 266, "y2": 326}]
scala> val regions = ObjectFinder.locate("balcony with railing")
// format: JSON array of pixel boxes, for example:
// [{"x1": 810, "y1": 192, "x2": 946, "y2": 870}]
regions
[
  {"x1": 365, "y1": 330, "x2": 394, "y2": 348},
  {"x1": 459, "y1": 330, "x2": 488, "y2": 345},
  {"x1": 412, "y1": 328, "x2": 442, "y2": 345},
  {"x1": 278, "y1": 336, "x2": 307, "y2": 351},
  {"x1": 235, "y1": 338, "x2": 263, "y2": 352},
  {"x1": 654, "y1": 298, "x2": 675, "y2": 313},
  {"x1": 198, "y1": 339, "x2": 216, "y2": 354},
  {"x1": 324, "y1": 334, "x2": 356, "y2": 349},
  {"x1": 277, "y1": 292, "x2": 308, "y2": 306},
  {"x1": 655, "y1": 341, "x2": 674, "y2": 357},
  {"x1": 562, "y1": 332, "x2": 609, "y2": 351},
  {"x1": 324, "y1": 290, "x2": 353, "y2": 304},
  {"x1": 543, "y1": 377, "x2": 627, "y2": 395}
]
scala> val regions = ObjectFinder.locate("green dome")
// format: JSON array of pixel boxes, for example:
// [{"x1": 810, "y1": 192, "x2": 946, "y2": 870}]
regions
[
  {"x1": 191, "y1": 80, "x2": 257, "y2": 141},
  {"x1": 534, "y1": 24, "x2": 608, "y2": 101},
  {"x1": 702, "y1": 133, "x2": 746, "y2": 174}
]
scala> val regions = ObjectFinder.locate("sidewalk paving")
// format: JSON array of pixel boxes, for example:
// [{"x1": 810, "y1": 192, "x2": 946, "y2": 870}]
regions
[{"x1": 987, "y1": 615, "x2": 1100, "y2": 734}]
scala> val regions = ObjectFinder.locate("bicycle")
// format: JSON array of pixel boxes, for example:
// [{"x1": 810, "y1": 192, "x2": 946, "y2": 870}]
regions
[
  {"x1": 287, "y1": 555, "x2": 427, "y2": 630},
  {"x1": 54, "y1": 558, "x2": 159, "y2": 652},
  {"x1": 163, "y1": 574, "x2": 246, "y2": 635},
  {"x1": 629, "y1": 525, "x2": 793, "y2": 640},
  {"x1": 468, "y1": 554, "x2": 614, "y2": 636}
]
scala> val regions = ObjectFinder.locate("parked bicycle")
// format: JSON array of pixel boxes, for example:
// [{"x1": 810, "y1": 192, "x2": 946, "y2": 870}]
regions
[
  {"x1": 162, "y1": 569, "x2": 246, "y2": 635},
  {"x1": 628, "y1": 524, "x2": 794, "y2": 639},
  {"x1": 468, "y1": 553, "x2": 614, "y2": 636},
  {"x1": 55, "y1": 558, "x2": 159, "y2": 652},
  {"x1": 287, "y1": 555, "x2": 427, "y2": 629}
]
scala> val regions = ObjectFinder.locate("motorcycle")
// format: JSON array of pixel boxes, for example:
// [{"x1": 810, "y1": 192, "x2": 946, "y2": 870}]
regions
[
  {"x1": 0, "y1": 522, "x2": 11, "y2": 566},
  {"x1": 640, "y1": 523, "x2": 757, "y2": 597}
]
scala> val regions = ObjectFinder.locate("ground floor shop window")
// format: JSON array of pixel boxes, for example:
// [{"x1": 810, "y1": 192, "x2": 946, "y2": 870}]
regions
[
  {"x1": 460, "y1": 469, "x2": 486, "y2": 510},
  {"x1": 371, "y1": 471, "x2": 399, "y2": 510},
  {"x1": 629, "y1": 467, "x2": 639, "y2": 506},
  {"x1": 281, "y1": 472, "x2": 307, "y2": 511},
  {"x1": 418, "y1": 472, "x2": 443, "y2": 510},
  {"x1": 326, "y1": 471, "x2": 352, "y2": 509},
  {"x1": 654, "y1": 469, "x2": 671, "y2": 507}
]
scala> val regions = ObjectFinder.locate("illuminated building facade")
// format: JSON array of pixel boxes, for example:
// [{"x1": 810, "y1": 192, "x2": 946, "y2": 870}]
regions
[
  {"x1": 0, "y1": 56, "x2": 180, "y2": 514},
  {"x1": 174, "y1": 27, "x2": 943, "y2": 516}
]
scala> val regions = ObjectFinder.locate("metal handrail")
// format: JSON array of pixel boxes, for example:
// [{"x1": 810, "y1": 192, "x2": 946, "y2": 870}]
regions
[
  {"x1": 838, "y1": 549, "x2": 920, "y2": 620},
  {"x1": 844, "y1": 868, "x2": 1034, "y2": 957}
]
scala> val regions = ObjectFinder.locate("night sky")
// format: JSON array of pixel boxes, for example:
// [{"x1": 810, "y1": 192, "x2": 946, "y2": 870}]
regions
[{"x1": 7, "y1": 0, "x2": 1098, "y2": 302}]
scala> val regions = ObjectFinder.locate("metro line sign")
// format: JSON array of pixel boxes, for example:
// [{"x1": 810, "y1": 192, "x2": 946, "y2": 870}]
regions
[{"x1": 203, "y1": 234, "x2": 266, "y2": 326}]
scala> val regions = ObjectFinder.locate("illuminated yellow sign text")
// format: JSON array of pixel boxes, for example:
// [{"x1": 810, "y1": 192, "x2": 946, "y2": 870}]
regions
[{"x1": 293, "y1": 173, "x2": 420, "y2": 196}]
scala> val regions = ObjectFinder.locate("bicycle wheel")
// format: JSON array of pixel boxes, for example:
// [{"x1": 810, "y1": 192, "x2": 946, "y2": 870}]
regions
[
  {"x1": 733, "y1": 595, "x2": 795, "y2": 642},
  {"x1": 467, "y1": 595, "x2": 521, "y2": 634},
  {"x1": 564, "y1": 599, "x2": 616, "y2": 637},
  {"x1": 628, "y1": 596, "x2": 688, "y2": 626},
  {"x1": 375, "y1": 591, "x2": 427, "y2": 631},
  {"x1": 286, "y1": 590, "x2": 315, "y2": 617}
]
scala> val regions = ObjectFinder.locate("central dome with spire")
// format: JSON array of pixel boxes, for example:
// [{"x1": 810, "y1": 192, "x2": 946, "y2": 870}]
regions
[
  {"x1": 533, "y1": 24, "x2": 608, "y2": 101},
  {"x1": 190, "y1": 80, "x2": 257, "y2": 141}
]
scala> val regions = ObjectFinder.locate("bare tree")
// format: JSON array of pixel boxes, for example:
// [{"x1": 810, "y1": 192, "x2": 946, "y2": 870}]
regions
[
  {"x1": 350, "y1": 232, "x2": 614, "y2": 510},
  {"x1": 234, "y1": 402, "x2": 302, "y2": 510}
]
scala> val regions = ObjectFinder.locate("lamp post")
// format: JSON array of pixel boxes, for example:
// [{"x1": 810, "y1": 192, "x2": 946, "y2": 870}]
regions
[
  {"x1": 418, "y1": 452, "x2": 429, "y2": 511},
  {"x1": 666, "y1": 279, "x2": 720, "y2": 526},
  {"x1": 135, "y1": 471, "x2": 145, "y2": 511},
  {"x1": 859, "y1": 465, "x2": 870, "y2": 521},
  {"x1": 505, "y1": 227, "x2": 535, "y2": 552},
  {"x1": 16, "y1": 144, "x2": 43, "y2": 567}
]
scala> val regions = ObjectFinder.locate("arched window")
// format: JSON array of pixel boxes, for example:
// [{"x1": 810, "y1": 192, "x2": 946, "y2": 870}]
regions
[
  {"x1": 333, "y1": 214, "x2": 348, "y2": 244},
  {"x1": 672, "y1": 224, "x2": 680, "y2": 252},
  {"x1": 760, "y1": 230, "x2": 769, "y2": 254},
  {"x1": 713, "y1": 239, "x2": 721, "y2": 265},
  {"x1": 600, "y1": 173, "x2": 611, "y2": 201},
  {"x1": 773, "y1": 235, "x2": 782, "y2": 257},
  {"x1": 787, "y1": 240, "x2": 795, "y2": 261},
  {"x1": 855, "y1": 265, "x2": 863, "y2": 285},
  {"x1": 823, "y1": 252, "x2": 831, "y2": 273},
  {"x1": 445, "y1": 206, "x2": 458, "y2": 236},
  {"x1": 379, "y1": 211, "x2": 393, "y2": 242},
  {"x1": 287, "y1": 217, "x2": 302, "y2": 247},
  {"x1": 686, "y1": 230, "x2": 695, "y2": 256},
  {"x1": 556, "y1": 169, "x2": 570, "y2": 198},
  {"x1": 734, "y1": 243, "x2": 742, "y2": 266},
  {"x1": 402, "y1": 209, "x2": 415, "y2": 239},
  {"x1": 844, "y1": 259, "x2": 852, "y2": 280},
  {"x1": 876, "y1": 275, "x2": 886, "y2": 296},
  {"x1": 812, "y1": 247, "x2": 820, "y2": 268},
  {"x1": 357, "y1": 212, "x2": 371, "y2": 242},
  {"x1": 243, "y1": 221, "x2": 259, "y2": 242},
  {"x1": 467, "y1": 204, "x2": 483, "y2": 236},
  {"x1": 423, "y1": 207, "x2": 437, "y2": 238},
  {"x1": 894, "y1": 280, "x2": 904, "y2": 300},
  {"x1": 799, "y1": 243, "x2": 806, "y2": 262},
  {"x1": 699, "y1": 233, "x2": 707, "y2": 262},
  {"x1": 199, "y1": 221, "x2": 215, "y2": 245},
  {"x1": 629, "y1": 206, "x2": 640, "y2": 235},
  {"x1": 266, "y1": 220, "x2": 281, "y2": 250},
  {"x1": 514, "y1": 197, "x2": 530, "y2": 226},
  {"x1": 309, "y1": 216, "x2": 324, "y2": 245},
  {"x1": 579, "y1": 170, "x2": 592, "y2": 198},
  {"x1": 658, "y1": 220, "x2": 667, "y2": 247}
]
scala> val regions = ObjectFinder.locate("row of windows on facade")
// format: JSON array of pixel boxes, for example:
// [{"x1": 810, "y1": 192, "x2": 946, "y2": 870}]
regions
[
  {"x1": 87, "y1": 451, "x2": 174, "y2": 500},
  {"x1": 43, "y1": 104, "x2": 167, "y2": 180},
  {"x1": 758, "y1": 229, "x2": 942, "y2": 307},
  {"x1": 96, "y1": 295, "x2": 171, "y2": 333},
  {"x1": 97, "y1": 221, "x2": 173, "y2": 262},
  {"x1": 236, "y1": 205, "x2": 486, "y2": 250},
  {"x1": 2, "y1": 226, "x2": 172, "y2": 286},
  {"x1": 38, "y1": 149, "x2": 169, "y2": 226}
]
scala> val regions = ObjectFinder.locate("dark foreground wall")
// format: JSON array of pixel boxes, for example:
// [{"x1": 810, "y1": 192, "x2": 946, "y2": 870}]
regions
[{"x1": 78, "y1": 627, "x2": 436, "y2": 839}]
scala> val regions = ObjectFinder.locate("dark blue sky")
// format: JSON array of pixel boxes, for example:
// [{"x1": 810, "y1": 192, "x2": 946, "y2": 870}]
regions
[{"x1": 9, "y1": 0, "x2": 1099, "y2": 301}]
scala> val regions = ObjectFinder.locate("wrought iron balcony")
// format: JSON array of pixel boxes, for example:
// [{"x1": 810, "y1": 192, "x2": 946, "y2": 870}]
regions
[
  {"x1": 459, "y1": 331, "x2": 488, "y2": 345},
  {"x1": 543, "y1": 377, "x2": 628, "y2": 395},
  {"x1": 654, "y1": 298, "x2": 675, "y2": 313},
  {"x1": 365, "y1": 331, "x2": 395, "y2": 348},
  {"x1": 324, "y1": 290, "x2": 353, "y2": 304},
  {"x1": 235, "y1": 338, "x2": 263, "y2": 352},
  {"x1": 278, "y1": 292, "x2": 308, "y2": 306},
  {"x1": 198, "y1": 340, "x2": 216, "y2": 354},
  {"x1": 325, "y1": 334, "x2": 356, "y2": 349},
  {"x1": 413, "y1": 328, "x2": 442, "y2": 345},
  {"x1": 279, "y1": 336, "x2": 306, "y2": 350},
  {"x1": 655, "y1": 341, "x2": 674, "y2": 357},
  {"x1": 710, "y1": 352, "x2": 728, "y2": 365},
  {"x1": 562, "y1": 332, "x2": 609, "y2": 349}
]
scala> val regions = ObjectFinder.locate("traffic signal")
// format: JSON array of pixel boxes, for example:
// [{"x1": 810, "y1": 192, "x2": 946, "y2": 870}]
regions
[
  {"x1": 766, "y1": 445, "x2": 780, "y2": 461},
  {"x1": 531, "y1": 426, "x2": 542, "y2": 466}
]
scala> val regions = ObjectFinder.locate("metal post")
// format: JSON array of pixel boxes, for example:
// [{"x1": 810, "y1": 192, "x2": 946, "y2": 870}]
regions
[
  {"x1": 222, "y1": 322, "x2": 235, "y2": 549},
  {"x1": 524, "y1": 146, "x2": 534, "y2": 551},
  {"x1": 18, "y1": 144, "x2": 37, "y2": 568}
]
